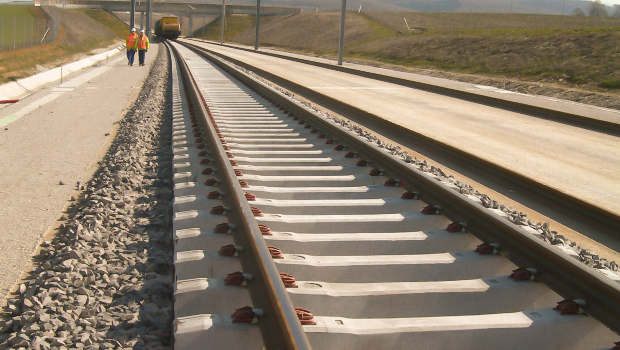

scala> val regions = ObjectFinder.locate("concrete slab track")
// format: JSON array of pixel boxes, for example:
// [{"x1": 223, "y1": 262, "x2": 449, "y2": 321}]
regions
[{"x1": 186, "y1": 41, "x2": 620, "y2": 221}]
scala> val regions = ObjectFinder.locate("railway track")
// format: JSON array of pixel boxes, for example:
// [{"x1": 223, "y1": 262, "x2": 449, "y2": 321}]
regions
[{"x1": 166, "y1": 41, "x2": 619, "y2": 349}]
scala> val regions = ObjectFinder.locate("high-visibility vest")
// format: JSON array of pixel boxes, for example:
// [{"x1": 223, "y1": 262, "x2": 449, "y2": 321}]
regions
[
  {"x1": 126, "y1": 33, "x2": 138, "y2": 50},
  {"x1": 138, "y1": 35, "x2": 149, "y2": 50}
]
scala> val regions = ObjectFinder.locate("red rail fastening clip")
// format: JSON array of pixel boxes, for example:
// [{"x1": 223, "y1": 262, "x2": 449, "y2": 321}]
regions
[
  {"x1": 344, "y1": 152, "x2": 357, "y2": 158},
  {"x1": 334, "y1": 144, "x2": 345, "y2": 151},
  {"x1": 223, "y1": 145, "x2": 231, "y2": 150},
  {"x1": 198, "y1": 151, "x2": 208, "y2": 157},
  {"x1": 318, "y1": 134, "x2": 326, "y2": 139},
  {"x1": 384, "y1": 178, "x2": 401, "y2": 187},
  {"x1": 231, "y1": 306, "x2": 261, "y2": 323},
  {"x1": 356, "y1": 160, "x2": 368, "y2": 167},
  {"x1": 196, "y1": 144, "x2": 205, "y2": 149},
  {"x1": 268, "y1": 246, "x2": 284, "y2": 259},
  {"x1": 475, "y1": 243, "x2": 500, "y2": 255},
  {"x1": 446, "y1": 222, "x2": 466, "y2": 232},
  {"x1": 221, "y1": 139, "x2": 227, "y2": 144},
  {"x1": 210, "y1": 205, "x2": 228, "y2": 215},
  {"x1": 214, "y1": 223, "x2": 233, "y2": 234},
  {"x1": 251, "y1": 207, "x2": 263, "y2": 216},
  {"x1": 258, "y1": 224, "x2": 272, "y2": 235},
  {"x1": 244, "y1": 192, "x2": 256, "y2": 201},
  {"x1": 230, "y1": 160, "x2": 238, "y2": 166},
  {"x1": 0, "y1": 99, "x2": 19, "y2": 104},
  {"x1": 207, "y1": 191, "x2": 221, "y2": 199},
  {"x1": 239, "y1": 180, "x2": 249, "y2": 188},
  {"x1": 510, "y1": 267, "x2": 536, "y2": 281},
  {"x1": 326, "y1": 139, "x2": 334, "y2": 144},
  {"x1": 401, "y1": 191, "x2": 420, "y2": 200},
  {"x1": 219, "y1": 244, "x2": 241, "y2": 256},
  {"x1": 280, "y1": 273, "x2": 298, "y2": 288},
  {"x1": 421, "y1": 205, "x2": 441, "y2": 215},
  {"x1": 234, "y1": 169, "x2": 243, "y2": 177},
  {"x1": 202, "y1": 168, "x2": 214, "y2": 175},
  {"x1": 201, "y1": 158, "x2": 211, "y2": 165},
  {"x1": 225, "y1": 272, "x2": 253, "y2": 286},
  {"x1": 192, "y1": 127, "x2": 200, "y2": 132},
  {"x1": 554, "y1": 299, "x2": 584, "y2": 315},
  {"x1": 369, "y1": 168, "x2": 384, "y2": 176},
  {"x1": 295, "y1": 308, "x2": 316, "y2": 325},
  {"x1": 194, "y1": 138, "x2": 203, "y2": 144},
  {"x1": 226, "y1": 152, "x2": 234, "y2": 158},
  {"x1": 205, "y1": 178, "x2": 219, "y2": 186}
]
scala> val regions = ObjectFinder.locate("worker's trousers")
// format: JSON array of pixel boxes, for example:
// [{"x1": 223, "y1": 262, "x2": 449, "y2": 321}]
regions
[
  {"x1": 138, "y1": 50, "x2": 147, "y2": 66},
  {"x1": 126, "y1": 49, "x2": 136, "y2": 66}
]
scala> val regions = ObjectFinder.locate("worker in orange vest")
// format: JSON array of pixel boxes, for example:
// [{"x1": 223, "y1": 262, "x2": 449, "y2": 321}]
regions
[
  {"x1": 137, "y1": 29, "x2": 150, "y2": 67},
  {"x1": 125, "y1": 27, "x2": 138, "y2": 66}
]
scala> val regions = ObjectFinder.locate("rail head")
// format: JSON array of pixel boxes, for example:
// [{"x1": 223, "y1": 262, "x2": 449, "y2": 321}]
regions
[
  {"x1": 177, "y1": 40, "x2": 620, "y2": 334},
  {"x1": 166, "y1": 41, "x2": 312, "y2": 350}
]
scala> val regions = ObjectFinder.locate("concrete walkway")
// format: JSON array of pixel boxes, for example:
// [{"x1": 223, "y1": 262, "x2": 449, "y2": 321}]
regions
[{"x1": 0, "y1": 44, "x2": 161, "y2": 305}]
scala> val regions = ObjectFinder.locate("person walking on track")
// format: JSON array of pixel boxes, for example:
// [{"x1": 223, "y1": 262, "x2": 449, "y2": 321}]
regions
[
  {"x1": 126, "y1": 27, "x2": 138, "y2": 66},
  {"x1": 137, "y1": 29, "x2": 150, "y2": 67}
]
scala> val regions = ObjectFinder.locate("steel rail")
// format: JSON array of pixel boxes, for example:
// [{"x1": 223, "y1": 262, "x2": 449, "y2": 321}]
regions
[
  {"x1": 179, "y1": 39, "x2": 620, "y2": 254},
  {"x1": 175, "y1": 40, "x2": 620, "y2": 333},
  {"x1": 167, "y1": 41, "x2": 313, "y2": 350}
]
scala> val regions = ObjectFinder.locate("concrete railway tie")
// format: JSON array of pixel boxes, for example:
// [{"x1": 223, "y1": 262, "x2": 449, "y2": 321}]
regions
[{"x1": 167, "y1": 41, "x2": 618, "y2": 350}]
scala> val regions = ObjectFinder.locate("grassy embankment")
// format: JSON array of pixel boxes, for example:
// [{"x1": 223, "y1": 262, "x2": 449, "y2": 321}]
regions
[
  {"x1": 0, "y1": 7, "x2": 127, "y2": 83},
  {"x1": 0, "y1": 6, "x2": 47, "y2": 49},
  {"x1": 194, "y1": 12, "x2": 620, "y2": 91}
]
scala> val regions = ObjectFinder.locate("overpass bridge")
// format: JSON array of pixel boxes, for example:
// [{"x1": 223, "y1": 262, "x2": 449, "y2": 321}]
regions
[{"x1": 69, "y1": 0, "x2": 300, "y2": 16}]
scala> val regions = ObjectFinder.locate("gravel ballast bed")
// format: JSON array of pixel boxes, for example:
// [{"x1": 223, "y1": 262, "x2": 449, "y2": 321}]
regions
[{"x1": 0, "y1": 46, "x2": 173, "y2": 349}]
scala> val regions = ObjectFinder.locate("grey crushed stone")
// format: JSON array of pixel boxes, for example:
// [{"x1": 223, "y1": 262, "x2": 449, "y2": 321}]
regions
[{"x1": 0, "y1": 46, "x2": 173, "y2": 349}]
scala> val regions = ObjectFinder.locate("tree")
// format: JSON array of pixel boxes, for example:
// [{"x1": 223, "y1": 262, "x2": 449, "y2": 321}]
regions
[
  {"x1": 573, "y1": 7, "x2": 586, "y2": 16},
  {"x1": 588, "y1": 0, "x2": 608, "y2": 17}
]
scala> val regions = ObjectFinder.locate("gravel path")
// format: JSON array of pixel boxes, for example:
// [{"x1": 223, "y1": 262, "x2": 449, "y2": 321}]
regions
[{"x1": 0, "y1": 46, "x2": 173, "y2": 349}]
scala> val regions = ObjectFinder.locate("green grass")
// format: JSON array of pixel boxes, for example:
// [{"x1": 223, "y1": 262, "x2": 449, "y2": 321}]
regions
[
  {"x1": 0, "y1": 8, "x2": 127, "y2": 83},
  {"x1": 0, "y1": 5, "x2": 47, "y2": 50},
  {"x1": 600, "y1": 80, "x2": 620, "y2": 89}
]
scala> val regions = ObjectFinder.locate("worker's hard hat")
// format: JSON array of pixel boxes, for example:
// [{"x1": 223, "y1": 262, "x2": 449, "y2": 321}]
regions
[
  {"x1": 131, "y1": 27, "x2": 136, "y2": 32},
  {"x1": 140, "y1": 29, "x2": 145, "y2": 33}
]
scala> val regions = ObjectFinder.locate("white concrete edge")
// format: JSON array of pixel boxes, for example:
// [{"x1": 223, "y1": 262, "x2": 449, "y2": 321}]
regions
[{"x1": 0, "y1": 45, "x2": 124, "y2": 100}]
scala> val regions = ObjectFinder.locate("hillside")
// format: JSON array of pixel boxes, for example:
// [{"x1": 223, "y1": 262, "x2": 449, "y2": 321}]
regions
[
  {"x1": 194, "y1": 11, "x2": 620, "y2": 98},
  {"x1": 0, "y1": 8, "x2": 126, "y2": 83}
]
